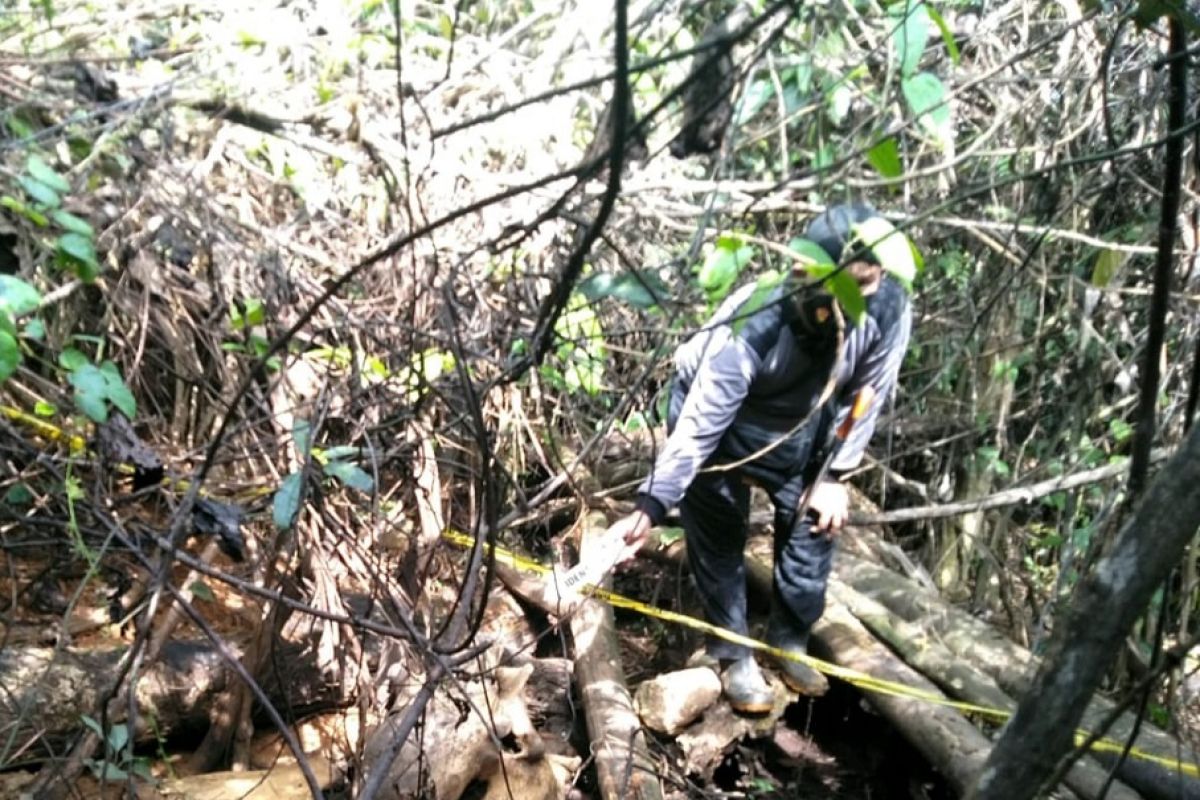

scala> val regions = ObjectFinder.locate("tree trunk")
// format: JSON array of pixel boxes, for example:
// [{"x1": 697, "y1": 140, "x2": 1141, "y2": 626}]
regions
[
  {"x1": 0, "y1": 640, "x2": 331, "y2": 761},
  {"x1": 969, "y1": 422, "x2": 1200, "y2": 800}
]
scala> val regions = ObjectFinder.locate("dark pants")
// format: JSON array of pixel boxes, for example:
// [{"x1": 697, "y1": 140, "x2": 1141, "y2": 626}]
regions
[{"x1": 669, "y1": 383, "x2": 835, "y2": 661}]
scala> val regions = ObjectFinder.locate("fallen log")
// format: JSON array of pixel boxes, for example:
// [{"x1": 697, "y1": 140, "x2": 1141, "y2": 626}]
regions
[
  {"x1": 0, "y1": 639, "x2": 333, "y2": 761},
  {"x1": 812, "y1": 601, "x2": 997, "y2": 796},
  {"x1": 829, "y1": 578, "x2": 1142, "y2": 800},
  {"x1": 641, "y1": 531, "x2": 995, "y2": 795},
  {"x1": 569, "y1": 513, "x2": 663, "y2": 800},
  {"x1": 836, "y1": 550, "x2": 1200, "y2": 800}
]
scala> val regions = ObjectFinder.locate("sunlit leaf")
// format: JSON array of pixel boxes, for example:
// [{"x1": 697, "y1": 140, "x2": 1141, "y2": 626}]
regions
[
  {"x1": 901, "y1": 72, "x2": 952, "y2": 147},
  {"x1": 273, "y1": 472, "x2": 303, "y2": 530},
  {"x1": 26, "y1": 154, "x2": 70, "y2": 194},
  {"x1": 1091, "y1": 248, "x2": 1124, "y2": 287},
  {"x1": 56, "y1": 233, "x2": 100, "y2": 281},
  {"x1": 698, "y1": 238, "x2": 755, "y2": 300},
  {"x1": 99, "y1": 361, "x2": 137, "y2": 418},
  {"x1": 69, "y1": 364, "x2": 111, "y2": 422},
  {"x1": 577, "y1": 270, "x2": 667, "y2": 309},
  {"x1": 733, "y1": 270, "x2": 785, "y2": 334},
  {"x1": 891, "y1": 1, "x2": 930, "y2": 77},
  {"x1": 787, "y1": 237, "x2": 835, "y2": 269},
  {"x1": 866, "y1": 137, "x2": 903, "y2": 179},
  {"x1": 19, "y1": 176, "x2": 60, "y2": 208},
  {"x1": 244, "y1": 297, "x2": 266, "y2": 326},
  {"x1": 1, "y1": 195, "x2": 49, "y2": 226},
  {"x1": 851, "y1": 216, "x2": 919, "y2": 288},
  {"x1": 324, "y1": 459, "x2": 374, "y2": 493},
  {"x1": 50, "y1": 209, "x2": 93, "y2": 237},
  {"x1": 925, "y1": 6, "x2": 961, "y2": 65},
  {"x1": 59, "y1": 347, "x2": 88, "y2": 371},
  {"x1": 0, "y1": 331, "x2": 19, "y2": 381},
  {"x1": 735, "y1": 78, "x2": 775, "y2": 125},
  {"x1": 826, "y1": 269, "x2": 866, "y2": 325},
  {"x1": 0, "y1": 275, "x2": 42, "y2": 316}
]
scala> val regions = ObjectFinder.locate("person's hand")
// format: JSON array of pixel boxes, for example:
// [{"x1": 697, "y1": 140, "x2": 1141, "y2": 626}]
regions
[
  {"x1": 807, "y1": 480, "x2": 849, "y2": 534},
  {"x1": 608, "y1": 510, "x2": 653, "y2": 565}
]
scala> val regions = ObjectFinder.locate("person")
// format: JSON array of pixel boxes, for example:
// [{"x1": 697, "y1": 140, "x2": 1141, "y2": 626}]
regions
[{"x1": 608, "y1": 203, "x2": 913, "y2": 715}]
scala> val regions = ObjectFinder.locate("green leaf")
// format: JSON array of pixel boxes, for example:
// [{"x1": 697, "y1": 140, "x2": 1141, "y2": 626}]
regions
[
  {"x1": 1134, "y1": 0, "x2": 1200, "y2": 31},
  {"x1": 56, "y1": 233, "x2": 100, "y2": 281},
  {"x1": 826, "y1": 269, "x2": 866, "y2": 325},
  {"x1": 891, "y1": 1, "x2": 930, "y2": 77},
  {"x1": 102, "y1": 370, "x2": 137, "y2": 418},
  {"x1": 50, "y1": 209, "x2": 94, "y2": 237},
  {"x1": 272, "y1": 472, "x2": 303, "y2": 530},
  {"x1": 80, "y1": 715, "x2": 105, "y2": 740},
  {"x1": 69, "y1": 364, "x2": 111, "y2": 422},
  {"x1": 34, "y1": 400, "x2": 55, "y2": 416},
  {"x1": 22, "y1": 318, "x2": 45, "y2": 340},
  {"x1": 925, "y1": 6, "x2": 961, "y2": 65},
  {"x1": 0, "y1": 331, "x2": 19, "y2": 381},
  {"x1": 189, "y1": 580, "x2": 216, "y2": 602},
  {"x1": 850, "y1": 217, "x2": 919, "y2": 288},
  {"x1": 1, "y1": 195, "x2": 49, "y2": 226},
  {"x1": 1091, "y1": 248, "x2": 1123, "y2": 287},
  {"x1": 735, "y1": 78, "x2": 775, "y2": 126},
  {"x1": 59, "y1": 347, "x2": 88, "y2": 371},
  {"x1": 19, "y1": 176, "x2": 60, "y2": 208},
  {"x1": 0, "y1": 275, "x2": 42, "y2": 316},
  {"x1": 0, "y1": 313, "x2": 14, "y2": 337},
  {"x1": 4, "y1": 483, "x2": 33, "y2": 506},
  {"x1": 324, "y1": 460, "x2": 374, "y2": 493},
  {"x1": 293, "y1": 419, "x2": 311, "y2": 458},
  {"x1": 866, "y1": 137, "x2": 903, "y2": 179},
  {"x1": 901, "y1": 72, "x2": 952, "y2": 147},
  {"x1": 322, "y1": 445, "x2": 360, "y2": 460},
  {"x1": 657, "y1": 526, "x2": 685, "y2": 546},
  {"x1": 106, "y1": 723, "x2": 129, "y2": 755},
  {"x1": 244, "y1": 297, "x2": 266, "y2": 326},
  {"x1": 697, "y1": 238, "x2": 755, "y2": 299},
  {"x1": 787, "y1": 237, "x2": 835, "y2": 269},
  {"x1": 93, "y1": 761, "x2": 130, "y2": 781},
  {"x1": 26, "y1": 154, "x2": 70, "y2": 194},
  {"x1": 577, "y1": 270, "x2": 667, "y2": 309},
  {"x1": 732, "y1": 270, "x2": 785, "y2": 334}
]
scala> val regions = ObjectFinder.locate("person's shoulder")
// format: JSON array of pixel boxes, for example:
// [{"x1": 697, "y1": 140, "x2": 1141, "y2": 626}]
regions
[
  {"x1": 724, "y1": 284, "x2": 789, "y2": 359},
  {"x1": 865, "y1": 276, "x2": 909, "y2": 339}
]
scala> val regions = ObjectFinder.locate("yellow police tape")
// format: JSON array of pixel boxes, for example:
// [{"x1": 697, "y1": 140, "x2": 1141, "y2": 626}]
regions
[
  {"x1": 3, "y1": 403, "x2": 1196, "y2": 778},
  {"x1": 441, "y1": 528, "x2": 1200, "y2": 779}
]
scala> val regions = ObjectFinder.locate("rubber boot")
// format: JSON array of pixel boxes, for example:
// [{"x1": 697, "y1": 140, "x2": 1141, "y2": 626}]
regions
[
  {"x1": 720, "y1": 656, "x2": 773, "y2": 716},
  {"x1": 772, "y1": 650, "x2": 829, "y2": 696}
]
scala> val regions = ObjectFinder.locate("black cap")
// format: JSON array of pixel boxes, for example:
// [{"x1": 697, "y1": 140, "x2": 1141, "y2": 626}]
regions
[{"x1": 804, "y1": 203, "x2": 881, "y2": 265}]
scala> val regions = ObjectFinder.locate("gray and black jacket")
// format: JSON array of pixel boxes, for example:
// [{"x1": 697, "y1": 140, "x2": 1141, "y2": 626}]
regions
[{"x1": 635, "y1": 277, "x2": 911, "y2": 524}]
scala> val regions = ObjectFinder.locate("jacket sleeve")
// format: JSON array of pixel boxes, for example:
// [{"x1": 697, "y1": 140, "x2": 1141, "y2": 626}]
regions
[
  {"x1": 828, "y1": 302, "x2": 912, "y2": 473},
  {"x1": 635, "y1": 334, "x2": 761, "y2": 523}
]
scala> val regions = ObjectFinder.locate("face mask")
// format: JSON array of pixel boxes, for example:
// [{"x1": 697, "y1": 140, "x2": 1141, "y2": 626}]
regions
[{"x1": 788, "y1": 290, "x2": 842, "y2": 350}]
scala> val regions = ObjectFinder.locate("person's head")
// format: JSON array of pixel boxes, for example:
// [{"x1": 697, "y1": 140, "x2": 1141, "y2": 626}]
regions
[{"x1": 801, "y1": 202, "x2": 884, "y2": 296}]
